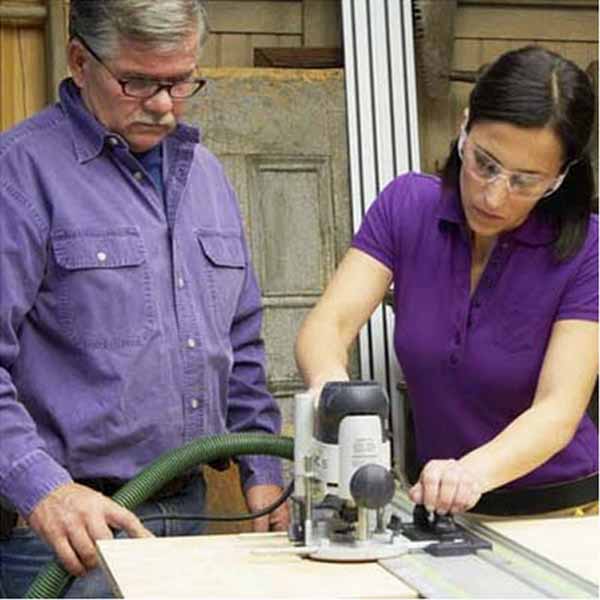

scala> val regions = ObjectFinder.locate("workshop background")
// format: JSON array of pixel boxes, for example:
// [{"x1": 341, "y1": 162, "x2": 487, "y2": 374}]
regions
[{"x1": 0, "y1": 0, "x2": 598, "y2": 532}]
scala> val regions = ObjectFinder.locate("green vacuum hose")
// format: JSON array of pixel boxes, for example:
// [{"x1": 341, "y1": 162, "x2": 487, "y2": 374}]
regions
[{"x1": 25, "y1": 432, "x2": 294, "y2": 599}]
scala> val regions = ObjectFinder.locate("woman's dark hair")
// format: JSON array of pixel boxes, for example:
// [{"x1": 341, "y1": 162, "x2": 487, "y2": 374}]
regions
[{"x1": 442, "y1": 46, "x2": 596, "y2": 260}]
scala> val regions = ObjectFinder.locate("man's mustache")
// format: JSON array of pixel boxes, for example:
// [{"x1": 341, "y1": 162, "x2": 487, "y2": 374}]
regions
[{"x1": 135, "y1": 114, "x2": 176, "y2": 127}]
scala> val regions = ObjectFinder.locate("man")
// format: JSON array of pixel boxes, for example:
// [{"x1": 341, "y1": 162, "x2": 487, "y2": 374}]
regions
[{"x1": 0, "y1": 1, "x2": 288, "y2": 597}]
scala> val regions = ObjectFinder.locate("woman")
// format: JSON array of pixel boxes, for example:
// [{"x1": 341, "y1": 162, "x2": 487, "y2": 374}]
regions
[{"x1": 295, "y1": 46, "x2": 598, "y2": 516}]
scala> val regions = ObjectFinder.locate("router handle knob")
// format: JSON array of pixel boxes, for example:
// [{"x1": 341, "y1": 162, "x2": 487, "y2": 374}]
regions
[{"x1": 350, "y1": 464, "x2": 395, "y2": 509}]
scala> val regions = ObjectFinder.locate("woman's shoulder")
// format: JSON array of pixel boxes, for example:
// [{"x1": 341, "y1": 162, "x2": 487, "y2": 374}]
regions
[
  {"x1": 587, "y1": 212, "x2": 598, "y2": 237},
  {"x1": 381, "y1": 171, "x2": 442, "y2": 204},
  {"x1": 384, "y1": 170, "x2": 441, "y2": 193},
  {"x1": 375, "y1": 171, "x2": 444, "y2": 220},
  {"x1": 580, "y1": 213, "x2": 598, "y2": 260},
  {"x1": 575, "y1": 213, "x2": 598, "y2": 258}
]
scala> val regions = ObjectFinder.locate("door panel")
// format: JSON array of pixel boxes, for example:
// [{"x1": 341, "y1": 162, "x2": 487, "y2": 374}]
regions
[{"x1": 186, "y1": 67, "x2": 357, "y2": 434}]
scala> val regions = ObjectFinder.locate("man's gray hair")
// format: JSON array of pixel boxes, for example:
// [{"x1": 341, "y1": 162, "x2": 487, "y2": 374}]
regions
[{"x1": 69, "y1": 0, "x2": 209, "y2": 58}]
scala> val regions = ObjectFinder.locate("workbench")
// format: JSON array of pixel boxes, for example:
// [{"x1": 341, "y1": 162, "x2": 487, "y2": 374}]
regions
[
  {"x1": 97, "y1": 514, "x2": 598, "y2": 598},
  {"x1": 98, "y1": 531, "x2": 415, "y2": 598}
]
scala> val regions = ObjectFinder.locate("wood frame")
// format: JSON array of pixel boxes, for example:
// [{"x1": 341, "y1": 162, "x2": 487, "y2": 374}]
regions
[
  {"x1": 0, "y1": 2, "x2": 67, "y2": 103},
  {"x1": 45, "y1": 0, "x2": 67, "y2": 102},
  {"x1": 0, "y1": 3, "x2": 47, "y2": 25}
]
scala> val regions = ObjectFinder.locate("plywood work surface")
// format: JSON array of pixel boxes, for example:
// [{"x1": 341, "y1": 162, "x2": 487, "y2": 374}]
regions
[
  {"x1": 97, "y1": 532, "x2": 417, "y2": 599},
  {"x1": 481, "y1": 515, "x2": 599, "y2": 584}
]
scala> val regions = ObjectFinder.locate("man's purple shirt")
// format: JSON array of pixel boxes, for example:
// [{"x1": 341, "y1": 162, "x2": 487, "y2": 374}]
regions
[
  {"x1": 0, "y1": 79, "x2": 282, "y2": 515},
  {"x1": 353, "y1": 172, "x2": 598, "y2": 489}
]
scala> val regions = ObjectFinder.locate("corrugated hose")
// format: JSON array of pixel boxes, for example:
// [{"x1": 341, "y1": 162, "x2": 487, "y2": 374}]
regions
[{"x1": 25, "y1": 432, "x2": 294, "y2": 599}]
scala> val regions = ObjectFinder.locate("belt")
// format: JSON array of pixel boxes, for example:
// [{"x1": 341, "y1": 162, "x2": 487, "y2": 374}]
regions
[
  {"x1": 471, "y1": 473, "x2": 598, "y2": 516},
  {"x1": 0, "y1": 506, "x2": 18, "y2": 539},
  {"x1": 0, "y1": 471, "x2": 199, "y2": 537},
  {"x1": 76, "y1": 471, "x2": 199, "y2": 501}
]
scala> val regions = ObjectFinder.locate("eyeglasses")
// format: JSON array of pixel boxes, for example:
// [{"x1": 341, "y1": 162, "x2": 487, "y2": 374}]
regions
[
  {"x1": 75, "y1": 35, "x2": 208, "y2": 99},
  {"x1": 458, "y1": 127, "x2": 569, "y2": 199}
]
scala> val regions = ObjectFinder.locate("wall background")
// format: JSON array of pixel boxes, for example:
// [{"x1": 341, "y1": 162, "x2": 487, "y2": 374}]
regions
[
  {"x1": 1, "y1": 0, "x2": 597, "y2": 173},
  {"x1": 0, "y1": 0, "x2": 341, "y2": 129}
]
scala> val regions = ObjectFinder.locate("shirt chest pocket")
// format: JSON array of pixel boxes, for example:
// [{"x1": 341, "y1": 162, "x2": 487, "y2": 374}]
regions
[
  {"x1": 196, "y1": 229, "x2": 246, "y2": 332},
  {"x1": 51, "y1": 228, "x2": 155, "y2": 349}
]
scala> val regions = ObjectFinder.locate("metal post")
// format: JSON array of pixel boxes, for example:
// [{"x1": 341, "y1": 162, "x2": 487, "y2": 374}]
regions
[{"x1": 341, "y1": 0, "x2": 420, "y2": 477}]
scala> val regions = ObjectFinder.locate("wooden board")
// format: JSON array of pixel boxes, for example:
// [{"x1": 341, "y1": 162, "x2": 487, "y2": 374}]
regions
[
  {"x1": 97, "y1": 532, "x2": 418, "y2": 598},
  {"x1": 455, "y1": 5, "x2": 598, "y2": 42},
  {"x1": 97, "y1": 517, "x2": 598, "y2": 597},
  {"x1": 482, "y1": 515, "x2": 599, "y2": 585},
  {"x1": 254, "y1": 47, "x2": 343, "y2": 68},
  {"x1": 303, "y1": 0, "x2": 342, "y2": 47},
  {"x1": 205, "y1": 1, "x2": 302, "y2": 35}
]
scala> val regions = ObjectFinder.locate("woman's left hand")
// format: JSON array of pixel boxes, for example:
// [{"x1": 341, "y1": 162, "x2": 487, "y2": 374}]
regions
[{"x1": 408, "y1": 459, "x2": 483, "y2": 515}]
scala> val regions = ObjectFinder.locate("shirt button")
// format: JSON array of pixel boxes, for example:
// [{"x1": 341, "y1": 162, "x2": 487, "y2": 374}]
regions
[
  {"x1": 177, "y1": 277, "x2": 185, "y2": 289},
  {"x1": 96, "y1": 251, "x2": 107, "y2": 262},
  {"x1": 449, "y1": 354, "x2": 458, "y2": 366},
  {"x1": 190, "y1": 398, "x2": 199, "y2": 409},
  {"x1": 186, "y1": 338, "x2": 196, "y2": 349},
  {"x1": 133, "y1": 171, "x2": 144, "y2": 181},
  {"x1": 108, "y1": 137, "x2": 119, "y2": 147}
]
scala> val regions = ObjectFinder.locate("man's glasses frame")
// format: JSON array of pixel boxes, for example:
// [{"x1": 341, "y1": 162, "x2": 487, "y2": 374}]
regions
[{"x1": 74, "y1": 35, "x2": 208, "y2": 100}]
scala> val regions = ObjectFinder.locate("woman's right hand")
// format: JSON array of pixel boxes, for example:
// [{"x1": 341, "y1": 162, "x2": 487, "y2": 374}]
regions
[{"x1": 408, "y1": 459, "x2": 483, "y2": 515}]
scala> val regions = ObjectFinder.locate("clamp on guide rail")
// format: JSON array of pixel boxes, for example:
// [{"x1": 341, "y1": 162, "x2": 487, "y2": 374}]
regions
[{"x1": 398, "y1": 504, "x2": 492, "y2": 557}]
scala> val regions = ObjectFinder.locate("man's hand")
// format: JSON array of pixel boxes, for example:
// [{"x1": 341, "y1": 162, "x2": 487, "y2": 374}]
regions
[
  {"x1": 244, "y1": 484, "x2": 290, "y2": 532},
  {"x1": 27, "y1": 482, "x2": 153, "y2": 576},
  {"x1": 408, "y1": 459, "x2": 483, "y2": 515}
]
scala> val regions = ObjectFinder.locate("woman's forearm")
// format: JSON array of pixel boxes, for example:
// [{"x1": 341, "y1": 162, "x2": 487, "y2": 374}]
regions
[
  {"x1": 461, "y1": 320, "x2": 597, "y2": 493},
  {"x1": 294, "y1": 249, "x2": 393, "y2": 391},
  {"x1": 294, "y1": 308, "x2": 350, "y2": 390},
  {"x1": 459, "y1": 400, "x2": 579, "y2": 493}
]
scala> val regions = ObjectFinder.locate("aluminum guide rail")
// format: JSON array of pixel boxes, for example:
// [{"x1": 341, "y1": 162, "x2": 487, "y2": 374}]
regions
[
  {"x1": 385, "y1": 492, "x2": 598, "y2": 598},
  {"x1": 341, "y1": 0, "x2": 420, "y2": 422}
]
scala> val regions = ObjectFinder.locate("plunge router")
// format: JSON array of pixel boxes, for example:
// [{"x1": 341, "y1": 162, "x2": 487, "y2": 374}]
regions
[{"x1": 289, "y1": 381, "x2": 490, "y2": 562}]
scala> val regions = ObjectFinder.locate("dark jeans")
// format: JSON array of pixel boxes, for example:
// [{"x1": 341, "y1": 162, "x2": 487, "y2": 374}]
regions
[{"x1": 0, "y1": 475, "x2": 207, "y2": 599}]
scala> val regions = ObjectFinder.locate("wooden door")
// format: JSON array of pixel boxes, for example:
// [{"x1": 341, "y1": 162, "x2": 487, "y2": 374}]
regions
[{"x1": 185, "y1": 67, "x2": 356, "y2": 531}]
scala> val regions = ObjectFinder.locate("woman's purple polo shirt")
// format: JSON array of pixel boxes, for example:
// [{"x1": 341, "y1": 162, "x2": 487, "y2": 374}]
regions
[{"x1": 352, "y1": 172, "x2": 598, "y2": 489}]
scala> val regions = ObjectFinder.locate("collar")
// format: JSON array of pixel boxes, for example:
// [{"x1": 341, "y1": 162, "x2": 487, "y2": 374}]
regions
[
  {"x1": 59, "y1": 78, "x2": 200, "y2": 164},
  {"x1": 436, "y1": 184, "x2": 557, "y2": 247},
  {"x1": 507, "y1": 212, "x2": 558, "y2": 247}
]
